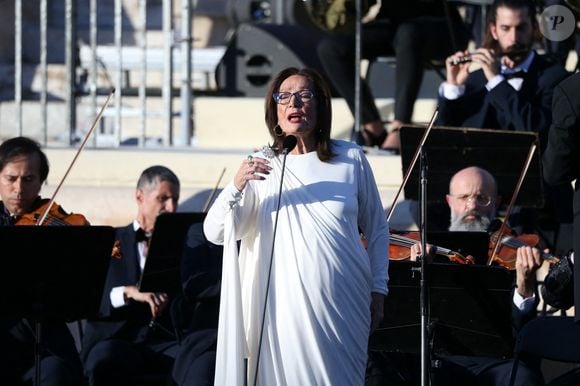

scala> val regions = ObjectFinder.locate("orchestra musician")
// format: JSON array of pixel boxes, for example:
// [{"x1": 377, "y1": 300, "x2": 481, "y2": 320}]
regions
[
  {"x1": 437, "y1": 0, "x2": 569, "y2": 144},
  {"x1": 81, "y1": 165, "x2": 181, "y2": 385},
  {"x1": 0, "y1": 136, "x2": 85, "y2": 385},
  {"x1": 171, "y1": 221, "x2": 223, "y2": 386},
  {"x1": 411, "y1": 166, "x2": 544, "y2": 385},
  {"x1": 317, "y1": 0, "x2": 469, "y2": 151},
  {"x1": 543, "y1": 72, "x2": 580, "y2": 319},
  {"x1": 437, "y1": 0, "x2": 573, "y2": 256}
]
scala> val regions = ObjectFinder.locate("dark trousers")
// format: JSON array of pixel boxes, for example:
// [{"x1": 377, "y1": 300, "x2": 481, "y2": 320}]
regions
[
  {"x1": 172, "y1": 329, "x2": 217, "y2": 386},
  {"x1": 436, "y1": 355, "x2": 544, "y2": 386},
  {"x1": 84, "y1": 339, "x2": 179, "y2": 386},
  {"x1": 365, "y1": 352, "x2": 544, "y2": 386},
  {"x1": 0, "y1": 320, "x2": 83, "y2": 386},
  {"x1": 317, "y1": 17, "x2": 464, "y2": 125}
]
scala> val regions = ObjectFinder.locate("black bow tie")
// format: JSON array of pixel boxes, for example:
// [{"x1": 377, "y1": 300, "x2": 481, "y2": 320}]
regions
[
  {"x1": 503, "y1": 70, "x2": 527, "y2": 79},
  {"x1": 135, "y1": 228, "x2": 151, "y2": 243}
]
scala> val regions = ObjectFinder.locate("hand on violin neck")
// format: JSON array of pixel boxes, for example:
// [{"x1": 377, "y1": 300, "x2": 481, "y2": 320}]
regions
[
  {"x1": 515, "y1": 246, "x2": 542, "y2": 298},
  {"x1": 410, "y1": 242, "x2": 434, "y2": 262}
]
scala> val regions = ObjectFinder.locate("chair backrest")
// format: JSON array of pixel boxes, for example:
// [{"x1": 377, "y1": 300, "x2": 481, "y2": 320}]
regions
[{"x1": 515, "y1": 316, "x2": 580, "y2": 363}]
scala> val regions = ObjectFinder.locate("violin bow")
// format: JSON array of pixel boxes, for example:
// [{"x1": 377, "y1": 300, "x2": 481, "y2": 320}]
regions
[
  {"x1": 202, "y1": 167, "x2": 226, "y2": 213},
  {"x1": 37, "y1": 88, "x2": 116, "y2": 225},
  {"x1": 486, "y1": 142, "x2": 537, "y2": 265},
  {"x1": 386, "y1": 107, "x2": 439, "y2": 222}
]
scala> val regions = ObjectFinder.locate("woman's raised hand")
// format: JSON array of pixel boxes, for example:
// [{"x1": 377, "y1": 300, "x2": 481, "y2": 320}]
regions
[{"x1": 234, "y1": 155, "x2": 271, "y2": 191}]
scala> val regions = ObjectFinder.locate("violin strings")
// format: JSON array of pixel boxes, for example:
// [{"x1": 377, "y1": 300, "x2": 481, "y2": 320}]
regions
[
  {"x1": 37, "y1": 213, "x2": 70, "y2": 226},
  {"x1": 501, "y1": 236, "x2": 557, "y2": 261}
]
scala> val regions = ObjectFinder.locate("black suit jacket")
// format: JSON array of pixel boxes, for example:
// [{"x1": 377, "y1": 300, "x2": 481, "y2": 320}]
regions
[
  {"x1": 542, "y1": 72, "x2": 580, "y2": 320},
  {"x1": 437, "y1": 53, "x2": 569, "y2": 150},
  {"x1": 81, "y1": 224, "x2": 170, "y2": 363}
]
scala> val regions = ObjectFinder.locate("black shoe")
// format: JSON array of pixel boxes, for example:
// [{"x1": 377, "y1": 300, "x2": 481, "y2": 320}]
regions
[{"x1": 352, "y1": 128, "x2": 388, "y2": 147}]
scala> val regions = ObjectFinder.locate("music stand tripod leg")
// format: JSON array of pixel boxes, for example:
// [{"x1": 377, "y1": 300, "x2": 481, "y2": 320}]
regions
[{"x1": 34, "y1": 320, "x2": 42, "y2": 386}]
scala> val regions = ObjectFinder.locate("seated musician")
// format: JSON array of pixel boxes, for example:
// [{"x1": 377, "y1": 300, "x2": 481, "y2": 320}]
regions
[
  {"x1": 412, "y1": 166, "x2": 544, "y2": 385},
  {"x1": 436, "y1": 0, "x2": 573, "y2": 255},
  {"x1": 171, "y1": 221, "x2": 223, "y2": 386},
  {"x1": 317, "y1": 0, "x2": 469, "y2": 151},
  {"x1": 436, "y1": 0, "x2": 569, "y2": 147},
  {"x1": 81, "y1": 165, "x2": 181, "y2": 385},
  {"x1": 0, "y1": 136, "x2": 85, "y2": 385}
]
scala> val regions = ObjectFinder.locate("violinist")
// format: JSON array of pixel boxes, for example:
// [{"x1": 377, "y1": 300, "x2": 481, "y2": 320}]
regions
[
  {"x1": 410, "y1": 166, "x2": 544, "y2": 386},
  {"x1": 437, "y1": 0, "x2": 575, "y2": 256},
  {"x1": 81, "y1": 166, "x2": 181, "y2": 385},
  {"x1": 0, "y1": 136, "x2": 84, "y2": 385}
]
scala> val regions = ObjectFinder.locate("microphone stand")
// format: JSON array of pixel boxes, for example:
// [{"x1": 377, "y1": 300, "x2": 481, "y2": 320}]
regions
[
  {"x1": 354, "y1": 0, "x2": 362, "y2": 138},
  {"x1": 419, "y1": 150, "x2": 430, "y2": 386},
  {"x1": 252, "y1": 136, "x2": 296, "y2": 386}
]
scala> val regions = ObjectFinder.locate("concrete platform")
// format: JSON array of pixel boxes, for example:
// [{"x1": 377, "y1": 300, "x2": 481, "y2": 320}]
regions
[{"x1": 41, "y1": 146, "x2": 416, "y2": 230}]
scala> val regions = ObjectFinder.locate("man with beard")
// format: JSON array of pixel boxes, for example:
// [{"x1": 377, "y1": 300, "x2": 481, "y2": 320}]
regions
[
  {"x1": 436, "y1": 0, "x2": 569, "y2": 149},
  {"x1": 437, "y1": 0, "x2": 573, "y2": 259},
  {"x1": 445, "y1": 166, "x2": 541, "y2": 303},
  {"x1": 411, "y1": 166, "x2": 544, "y2": 385},
  {"x1": 447, "y1": 166, "x2": 498, "y2": 232}
]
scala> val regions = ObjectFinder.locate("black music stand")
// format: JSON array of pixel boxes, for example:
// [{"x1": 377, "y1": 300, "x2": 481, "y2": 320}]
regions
[
  {"x1": 370, "y1": 261, "x2": 515, "y2": 358},
  {"x1": 138, "y1": 212, "x2": 207, "y2": 295},
  {"x1": 0, "y1": 226, "x2": 115, "y2": 385},
  {"x1": 399, "y1": 125, "x2": 543, "y2": 207}
]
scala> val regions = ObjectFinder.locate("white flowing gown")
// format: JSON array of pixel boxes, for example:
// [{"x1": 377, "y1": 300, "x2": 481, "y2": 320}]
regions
[{"x1": 204, "y1": 140, "x2": 389, "y2": 386}]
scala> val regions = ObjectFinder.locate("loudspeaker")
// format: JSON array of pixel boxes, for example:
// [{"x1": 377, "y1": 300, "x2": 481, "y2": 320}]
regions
[{"x1": 215, "y1": 23, "x2": 328, "y2": 97}]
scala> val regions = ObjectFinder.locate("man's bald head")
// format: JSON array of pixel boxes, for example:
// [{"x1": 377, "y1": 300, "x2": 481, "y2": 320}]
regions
[{"x1": 446, "y1": 166, "x2": 500, "y2": 231}]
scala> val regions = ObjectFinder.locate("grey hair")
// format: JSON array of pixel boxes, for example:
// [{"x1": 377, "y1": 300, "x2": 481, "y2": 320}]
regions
[{"x1": 136, "y1": 165, "x2": 180, "y2": 192}]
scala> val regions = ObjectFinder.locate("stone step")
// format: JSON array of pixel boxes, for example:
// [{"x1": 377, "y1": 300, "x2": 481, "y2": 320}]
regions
[{"x1": 41, "y1": 147, "x2": 415, "y2": 230}]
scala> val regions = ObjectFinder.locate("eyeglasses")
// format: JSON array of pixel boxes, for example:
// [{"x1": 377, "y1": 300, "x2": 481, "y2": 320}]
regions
[
  {"x1": 273, "y1": 90, "x2": 314, "y2": 105},
  {"x1": 449, "y1": 194, "x2": 493, "y2": 207}
]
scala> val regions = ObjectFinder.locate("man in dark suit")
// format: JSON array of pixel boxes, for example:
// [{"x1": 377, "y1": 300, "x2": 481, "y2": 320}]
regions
[
  {"x1": 543, "y1": 72, "x2": 580, "y2": 317},
  {"x1": 437, "y1": 0, "x2": 568, "y2": 149},
  {"x1": 0, "y1": 137, "x2": 85, "y2": 386},
  {"x1": 82, "y1": 165, "x2": 181, "y2": 385},
  {"x1": 437, "y1": 0, "x2": 572, "y2": 256},
  {"x1": 408, "y1": 166, "x2": 544, "y2": 385},
  {"x1": 171, "y1": 221, "x2": 223, "y2": 386}
]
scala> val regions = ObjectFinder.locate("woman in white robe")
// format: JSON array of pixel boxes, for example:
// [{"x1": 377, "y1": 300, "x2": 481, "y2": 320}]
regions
[{"x1": 204, "y1": 67, "x2": 389, "y2": 386}]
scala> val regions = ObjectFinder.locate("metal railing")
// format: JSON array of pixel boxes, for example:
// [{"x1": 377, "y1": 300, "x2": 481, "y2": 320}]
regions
[{"x1": 10, "y1": 0, "x2": 208, "y2": 148}]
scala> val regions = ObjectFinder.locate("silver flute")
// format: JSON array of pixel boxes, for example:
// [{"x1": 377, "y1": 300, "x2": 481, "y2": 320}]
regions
[{"x1": 450, "y1": 56, "x2": 472, "y2": 66}]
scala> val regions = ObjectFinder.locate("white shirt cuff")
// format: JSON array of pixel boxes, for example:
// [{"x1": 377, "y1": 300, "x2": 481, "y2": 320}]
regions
[
  {"x1": 439, "y1": 82, "x2": 466, "y2": 100},
  {"x1": 110, "y1": 286, "x2": 127, "y2": 308},
  {"x1": 513, "y1": 290, "x2": 536, "y2": 313},
  {"x1": 485, "y1": 74, "x2": 505, "y2": 91}
]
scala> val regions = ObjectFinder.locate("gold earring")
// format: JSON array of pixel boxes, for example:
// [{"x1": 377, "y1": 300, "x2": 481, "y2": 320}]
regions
[{"x1": 274, "y1": 125, "x2": 283, "y2": 137}]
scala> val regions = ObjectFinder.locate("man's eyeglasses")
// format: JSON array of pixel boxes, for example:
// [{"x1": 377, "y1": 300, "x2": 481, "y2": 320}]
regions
[
  {"x1": 273, "y1": 90, "x2": 314, "y2": 105},
  {"x1": 449, "y1": 194, "x2": 493, "y2": 207}
]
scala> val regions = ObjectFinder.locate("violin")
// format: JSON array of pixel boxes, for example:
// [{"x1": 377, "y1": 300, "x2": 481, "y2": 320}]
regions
[
  {"x1": 14, "y1": 199, "x2": 89, "y2": 226},
  {"x1": 388, "y1": 231, "x2": 475, "y2": 265},
  {"x1": 488, "y1": 224, "x2": 560, "y2": 270}
]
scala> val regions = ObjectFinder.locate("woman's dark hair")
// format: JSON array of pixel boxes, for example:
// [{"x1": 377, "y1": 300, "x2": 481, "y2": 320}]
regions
[
  {"x1": 482, "y1": 0, "x2": 541, "y2": 51},
  {"x1": 0, "y1": 137, "x2": 49, "y2": 183},
  {"x1": 264, "y1": 67, "x2": 335, "y2": 162}
]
